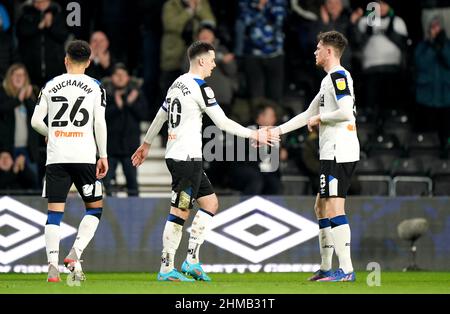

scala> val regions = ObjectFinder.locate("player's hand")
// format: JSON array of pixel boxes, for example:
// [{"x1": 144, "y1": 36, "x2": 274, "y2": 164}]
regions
[
  {"x1": 96, "y1": 157, "x2": 108, "y2": 179},
  {"x1": 131, "y1": 143, "x2": 150, "y2": 167},
  {"x1": 250, "y1": 127, "x2": 280, "y2": 147},
  {"x1": 307, "y1": 115, "x2": 321, "y2": 132}
]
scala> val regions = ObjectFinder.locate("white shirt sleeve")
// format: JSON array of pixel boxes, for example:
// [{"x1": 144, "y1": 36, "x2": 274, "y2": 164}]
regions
[
  {"x1": 143, "y1": 105, "x2": 168, "y2": 144},
  {"x1": 320, "y1": 96, "x2": 354, "y2": 123},
  {"x1": 278, "y1": 93, "x2": 320, "y2": 134},
  {"x1": 94, "y1": 87, "x2": 108, "y2": 158},
  {"x1": 31, "y1": 90, "x2": 49, "y2": 137},
  {"x1": 204, "y1": 105, "x2": 252, "y2": 138}
]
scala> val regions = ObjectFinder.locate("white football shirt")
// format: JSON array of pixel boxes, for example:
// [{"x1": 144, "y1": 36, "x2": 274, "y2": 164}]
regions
[
  {"x1": 318, "y1": 65, "x2": 359, "y2": 162},
  {"x1": 32, "y1": 73, "x2": 107, "y2": 165},
  {"x1": 164, "y1": 73, "x2": 219, "y2": 160}
]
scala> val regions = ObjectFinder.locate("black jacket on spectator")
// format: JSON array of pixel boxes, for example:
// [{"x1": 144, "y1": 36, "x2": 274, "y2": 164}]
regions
[
  {"x1": 103, "y1": 78, "x2": 148, "y2": 157},
  {"x1": 0, "y1": 86, "x2": 41, "y2": 162},
  {"x1": 0, "y1": 31, "x2": 17, "y2": 80},
  {"x1": 85, "y1": 59, "x2": 114, "y2": 82},
  {"x1": 16, "y1": 2, "x2": 68, "y2": 87},
  {"x1": 0, "y1": 168, "x2": 36, "y2": 191}
]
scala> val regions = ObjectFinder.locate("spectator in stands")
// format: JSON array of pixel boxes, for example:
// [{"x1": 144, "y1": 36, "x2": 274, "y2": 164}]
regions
[
  {"x1": 317, "y1": 0, "x2": 363, "y2": 70},
  {"x1": 355, "y1": 0, "x2": 408, "y2": 119},
  {"x1": 414, "y1": 15, "x2": 450, "y2": 147},
  {"x1": 0, "y1": 63, "x2": 40, "y2": 188},
  {"x1": 16, "y1": 0, "x2": 68, "y2": 88},
  {"x1": 138, "y1": 0, "x2": 165, "y2": 119},
  {"x1": 183, "y1": 24, "x2": 238, "y2": 113},
  {"x1": 103, "y1": 63, "x2": 148, "y2": 196},
  {"x1": 86, "y1": 31, "x2": 114, "y2": 81},
  {"x1": 0, "y1": 3, "x2": 16, "y2": 80},
  {"x1": 229, "y1": 101, "x2": 285, "y2": 195},
  {"x1": 237, "y1": 0, "x2": 287, "y2": 105},
  {"x1": 160, "y1": 0, "x2": 216, "y2": 97},
  {"x1": 0, "y1": 149, "x2": 36, "y2": 191}
]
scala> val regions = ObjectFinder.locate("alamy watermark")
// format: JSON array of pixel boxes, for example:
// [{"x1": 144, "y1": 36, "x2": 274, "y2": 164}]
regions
[
  {"x1": 366, "y1": 262, "x2": 381, "y2": 287},
  {"x1": 66, "y1": 2, "x2": 81, "y2": 27},
  {"x1": 366, "y1": 2, "x2": 381, "y2": 27},
  {"x1": 202, "y1": 126, "x2": 280, "y2": 172}
]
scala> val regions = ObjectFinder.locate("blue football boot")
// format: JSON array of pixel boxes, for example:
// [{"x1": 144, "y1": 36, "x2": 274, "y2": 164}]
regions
[
  {"x1": 181, "y1": 260, "x2": 211, "y2": 281},
  {"x1": 317, "y1": 268, "x2": 356, "y2": 282},
  {"x1": 157, "y1": 268, "x2": 195, "y2": 282}
]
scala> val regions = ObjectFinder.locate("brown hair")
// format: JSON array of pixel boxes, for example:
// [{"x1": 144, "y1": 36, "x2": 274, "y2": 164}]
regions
[
  {"x1": 2, "y1": 63, "x2": 31, "y2": 98},
  {"x1": 187, "y1": 41, "x2": 215, "y2": 61},
  {"x1": 317, "y1": 31, "x2": 348, "y2": 57}
]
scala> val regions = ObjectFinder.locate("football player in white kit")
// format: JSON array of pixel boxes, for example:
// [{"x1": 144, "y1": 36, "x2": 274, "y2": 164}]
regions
[
  {"x1": 31, "y1": 40, "x2": 108, "y2": 283},
  {"x1": 132, "y1": 41, "x2": 279, "y2": 281},
  {"x1": 271, "y1": 31, "x2": 359, "y2": 282}
]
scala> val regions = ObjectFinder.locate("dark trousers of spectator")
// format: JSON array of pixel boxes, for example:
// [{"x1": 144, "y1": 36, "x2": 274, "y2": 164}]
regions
[
  {"x1": 414, "y1": 103, "x2": 450, "y2": 148},
  {"x1": 230, "y1": 164, "x2": 282, "y2": 195},
  {"x1": 244, "y1": 54, "x2": 284, "y2": 105},
  {"x1": 104, "y1": 156, "x2": 138, "y2": 196},
  {"x1": 363, "y1": 69, "x2": 402, "y2": 123},
  {"x1": 13, "y1": 146, "x2": 38, "y2": 189}
]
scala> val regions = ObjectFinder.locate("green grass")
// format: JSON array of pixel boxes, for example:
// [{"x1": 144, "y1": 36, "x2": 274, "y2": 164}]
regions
[{"x1": 0, "y1": 272, "x2": 449, "y2": 294}]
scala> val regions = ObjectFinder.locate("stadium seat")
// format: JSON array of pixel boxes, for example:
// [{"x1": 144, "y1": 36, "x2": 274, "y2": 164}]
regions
[
  {"x1": 355, "y1": 157, "x2": 391, "y2": 196},
  {"x1": 429, "y1": 159, "x2": 450, "y2": 196},
  {"x1": 391, "y1": 158, "x2": 432, "y2": 196},
  {"x1": 365, "y1": 133, "x2": 404, "y2": 158},
  {"x1": 281, "y1": 175, "x2": 311, "y2": 195},
  {"x1": 382, "y1": 111, "x2": 412, "y2": 144},
  {"x1": 406, "y1": 132, "x2": 441, "y2": 158}
]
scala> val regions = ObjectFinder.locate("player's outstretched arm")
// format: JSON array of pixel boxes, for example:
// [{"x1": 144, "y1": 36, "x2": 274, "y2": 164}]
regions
[
  {"x1": 272, "y1": 93, "x2": 321, "y2": 137},
  {"x1": 131, "y1": 142, "x2": 150, "y2": 167},
  {"x1": 131, "y1": 106, "x2": 167, "y2": 167},
  {"x1": 205, "y1": 105, "x2": 280, "y2": 146}
]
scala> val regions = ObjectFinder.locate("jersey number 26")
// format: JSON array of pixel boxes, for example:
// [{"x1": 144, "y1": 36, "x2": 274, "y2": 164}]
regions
[{"x1": 51, "y1": 96, "x2": 89, "y2": 127}]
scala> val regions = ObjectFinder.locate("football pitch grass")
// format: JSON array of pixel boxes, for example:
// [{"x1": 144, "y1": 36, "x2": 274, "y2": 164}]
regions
[{"x1": 0, "y1": 272, "x2": 449, "y2": 294}]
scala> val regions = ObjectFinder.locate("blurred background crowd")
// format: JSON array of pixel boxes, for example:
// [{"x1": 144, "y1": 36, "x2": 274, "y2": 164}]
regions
[{"x1": 0, "y1": 0, "x2": 449, "y2": 197}]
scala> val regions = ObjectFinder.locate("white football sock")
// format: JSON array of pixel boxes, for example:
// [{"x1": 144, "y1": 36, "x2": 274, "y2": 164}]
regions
[
  {"x1": 160, "y1": 220, "x2": 183, "y2": 273},
  {"x1": 45, "y1": 225, "x2": 60, "y2": 265},
  {"x1": 72, "y1": 215, "x2": 100, "y2": 259},
  {"x1": 319, "y1": 227, "x2": 334, "y2": 271},
  {"x1": 331, "y1": 224, "x2": 353, "y2": 274},
  {"x1": 187, "y1": 209, "x2": 213, "y2": 264}
]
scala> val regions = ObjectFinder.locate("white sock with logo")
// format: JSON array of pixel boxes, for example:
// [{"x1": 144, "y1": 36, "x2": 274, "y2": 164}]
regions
[
  {"x1": 186, "y1": 209, "x2": 214, "y2": 264},
  {"x1": 72, "y1": 215, "x2": 100, "y2": 259},
  {"x1": 45, "y1": 225, "x2": 60, "y2": 266},
  {"x1": 160, "y1": 216, "x2": 184, "y2": 274},
  {"x1": 319, "y1": 227, "x2": 334, "y2": 271},
  {"x1": 330, "y1": 215, "x2": 353, "y2": 274}
]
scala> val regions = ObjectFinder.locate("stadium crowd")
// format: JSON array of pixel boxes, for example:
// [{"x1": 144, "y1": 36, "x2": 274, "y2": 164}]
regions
[{"x1": 0, "y1": 0, "x2": 449, "y2": 196}]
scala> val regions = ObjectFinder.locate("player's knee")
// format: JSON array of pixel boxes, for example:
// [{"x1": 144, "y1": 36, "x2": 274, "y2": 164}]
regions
[
  {"x1": 46, "y1": 210, "x2": 64, "y2": 225},
  {"x1": 86, "y1": 207, "x2": 102, "y2": 220},
  {"x1": 208, "y1": 196, "x2": 219, "y2": 214},
  {"x1": 314, "y1": 203, "x2": 322, "y2": 217}
]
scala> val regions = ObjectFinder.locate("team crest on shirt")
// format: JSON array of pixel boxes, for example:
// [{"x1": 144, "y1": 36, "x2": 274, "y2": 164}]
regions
[
  {"x1": 335, "y1": 78, "x2": 346, "y2": 91},
  {"x1": 204, "y1": 87, "x2": 215, "y2": 98}
]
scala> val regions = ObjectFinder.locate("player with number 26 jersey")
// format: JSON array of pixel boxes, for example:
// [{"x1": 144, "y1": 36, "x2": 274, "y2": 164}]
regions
[{"x1": 33, "y1": 73, "x2": 107, "y2": 165}]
